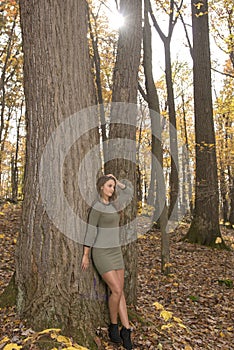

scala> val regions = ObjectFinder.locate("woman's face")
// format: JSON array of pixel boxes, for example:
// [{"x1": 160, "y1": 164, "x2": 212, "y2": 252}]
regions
[{"x1": 101, "y1": 179, "x2": 115, "y2": 199}]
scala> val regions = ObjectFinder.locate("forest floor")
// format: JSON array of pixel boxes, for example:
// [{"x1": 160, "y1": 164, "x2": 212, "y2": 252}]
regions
[{"x1": 0, "y1": 202, "x2": 234, "y2": 350}]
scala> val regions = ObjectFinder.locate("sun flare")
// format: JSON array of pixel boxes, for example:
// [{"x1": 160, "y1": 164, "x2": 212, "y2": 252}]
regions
[{"x1": 108, "y1": 11, "x2": 125, "y2": 30}]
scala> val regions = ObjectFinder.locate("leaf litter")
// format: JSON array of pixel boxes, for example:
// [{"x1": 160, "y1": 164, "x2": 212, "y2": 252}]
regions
[{"x1": 0, "y1": 205, "x2": 233, "y2": 349}]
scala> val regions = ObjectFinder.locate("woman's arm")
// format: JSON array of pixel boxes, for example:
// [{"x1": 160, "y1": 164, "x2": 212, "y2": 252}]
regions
[
  {"x1": 106, "y1": 173, "x2": 126, "y2": 189},
  {"x1": 81, "y1": 206, "x2": 101, "y2": 271},
  {"x1": 81, "y1": 246, "x2": 91, "y2": 270}
]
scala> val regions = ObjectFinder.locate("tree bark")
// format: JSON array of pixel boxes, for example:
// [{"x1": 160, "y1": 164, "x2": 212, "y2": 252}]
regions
[
  {"x1": 105, "y1": 0, "x2": 142, "y2": 303},
  {"x1": 148, "y1": 0, "x2": 180, "y2": 221},
  {"x1": 16, "y1": 0, "x2": 108, "y2": 346},
  {"x1": 185, "y1": 0, "x2": 223, "y2": 246},
  {"x1": 143, "y1": 0, "x2": 169, "y2": 274}
]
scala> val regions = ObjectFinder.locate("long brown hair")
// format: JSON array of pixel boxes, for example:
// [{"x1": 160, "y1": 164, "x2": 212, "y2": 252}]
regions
[{"x1": 96, "y1": 175, "x2": 117, "y2": 202}]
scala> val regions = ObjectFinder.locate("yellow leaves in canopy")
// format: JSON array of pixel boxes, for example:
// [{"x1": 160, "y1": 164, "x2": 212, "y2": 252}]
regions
[{"x1": 194, "y1": 2, "x2": 204, "y2": 10}]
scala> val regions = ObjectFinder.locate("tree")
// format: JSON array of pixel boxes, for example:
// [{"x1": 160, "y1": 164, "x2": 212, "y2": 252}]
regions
[
  {"x1": 142, "y1": 0, "x2": 169, "y2": 274},
  {"x1": 148, "y1": 0, "x2": 184, "y2": 220},
  {"x1": 0, "y1": 0, "x2": 24, "y2": 199},
  {"x1": 184, "y1": 0, "x2": 223, "y2": 246},
  {"x1": 105, "y1": 0, "x2": 142, "y2": 302},
  {"x1": 214, "y1": 60, "x2": 234, "y2": 226},
  {"x1": 15, "y1": 0, "x2": 109, "y2": 346}
]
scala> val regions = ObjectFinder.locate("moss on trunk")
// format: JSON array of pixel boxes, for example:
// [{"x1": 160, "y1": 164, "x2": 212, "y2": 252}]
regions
[{"x1": 183, "y1": 221, "x2": 229, "y2": 250}]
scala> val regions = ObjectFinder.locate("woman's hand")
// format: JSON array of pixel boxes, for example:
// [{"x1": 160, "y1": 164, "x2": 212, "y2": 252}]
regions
[
  {"x1": 81, "y1": 254, "x2": 90, "y2": 271},
  {"x1": 106, "y1": 174, "x2": 126, "y2": 190}
]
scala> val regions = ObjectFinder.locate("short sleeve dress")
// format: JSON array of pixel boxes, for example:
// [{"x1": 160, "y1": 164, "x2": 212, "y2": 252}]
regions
[{"x1": 84, "y1": 183, "x2": 133, "y2": 276}]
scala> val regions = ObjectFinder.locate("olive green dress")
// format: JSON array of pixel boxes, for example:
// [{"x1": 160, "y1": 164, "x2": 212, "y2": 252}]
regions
[{"x1": 84, "y1": 184, "x2": 132, "y2": 275}]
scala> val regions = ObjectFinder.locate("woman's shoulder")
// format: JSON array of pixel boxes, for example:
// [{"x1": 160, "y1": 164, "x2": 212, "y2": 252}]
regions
[{"x1": 90, "y1": 199, "x2": 107, "y2": 211}]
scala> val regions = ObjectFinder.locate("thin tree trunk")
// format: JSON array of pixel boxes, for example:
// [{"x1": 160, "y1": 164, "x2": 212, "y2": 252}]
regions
[
  {"x1": 143, "y1": 0, "x2": 169, "y2": 274},
  {"x1": 105, "y1": 0, "x2": 142, "y2": 303},
  {"x1": 88, "y1": 10, "x2": 108, "y2": 163},
  {"x1": 0, "y1": 15, "x2": 17, "y2": 195},
  {"x1": 148, "y1": 0, "x2": 181, "y2": 221}
]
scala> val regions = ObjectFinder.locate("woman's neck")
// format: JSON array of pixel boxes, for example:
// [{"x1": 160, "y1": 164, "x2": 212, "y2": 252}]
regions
[{"x1": 101, "y1": 195, "x2": 109, "y2": 204}]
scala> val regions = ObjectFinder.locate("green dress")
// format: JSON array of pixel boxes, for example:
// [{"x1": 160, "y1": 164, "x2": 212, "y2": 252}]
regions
[{"x1": 84, "y1": 184, "x2": 132, "y2": 275}]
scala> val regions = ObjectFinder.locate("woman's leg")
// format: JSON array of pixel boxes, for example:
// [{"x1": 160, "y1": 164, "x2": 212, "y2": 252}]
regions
[
  {"x1": 101, "y1": 270, "x2": 123, "y2": 324},
  {"x1": 116, "y1": 270, "x2": 130, "y2": 329}
]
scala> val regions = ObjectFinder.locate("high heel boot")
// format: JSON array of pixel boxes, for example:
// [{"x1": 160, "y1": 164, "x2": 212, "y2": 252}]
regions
[
  {"x1": 108, "y1": 323, "x2": 122, "y2": 343},
  {"x1": 120, "y1": 326, "x2": 133, "y2": 350}
]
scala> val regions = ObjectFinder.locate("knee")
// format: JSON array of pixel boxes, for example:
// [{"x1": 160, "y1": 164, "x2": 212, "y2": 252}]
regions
[{"x1": 111, "y1": 285, "x2": 123, "y2": 298}]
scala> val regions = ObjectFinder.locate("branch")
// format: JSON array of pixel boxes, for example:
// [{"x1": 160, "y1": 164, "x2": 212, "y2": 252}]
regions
[
  {"x1": 138, "y1": 82, "x2": 148, "y2": 102},
  {"x1": 147, "y1": 0, "x2": 166, "y2": 42},
  {"x1": 212, "y1": 67, "x2": 234, "y2": 79},
  {"x1": 175, "y1": 2, "x2": 193, "y2": 59}
]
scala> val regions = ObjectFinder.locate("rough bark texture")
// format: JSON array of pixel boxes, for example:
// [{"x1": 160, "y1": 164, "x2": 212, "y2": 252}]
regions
[
  {"x1": 185, "y1": 0, "x2": 223, "y2": 246},
  {"x1": 105, "y1": 0, "x2": 142, "y2": 303},
  {"x1": 16, "y1": 1, "x2": 107, "y2": 347},
  {"x1": 143, "y1": 1, "x2": 169, "y2": 275}
]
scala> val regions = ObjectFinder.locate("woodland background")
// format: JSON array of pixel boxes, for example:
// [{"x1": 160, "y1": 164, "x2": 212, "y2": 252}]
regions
[{"x1": 0, "y1": 0, "x2": 234, "y2": 349}]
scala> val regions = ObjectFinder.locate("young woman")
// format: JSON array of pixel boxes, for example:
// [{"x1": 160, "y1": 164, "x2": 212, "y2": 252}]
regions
[{"x1": 81, "y1": 174, "x2": 133, "y2": 350}]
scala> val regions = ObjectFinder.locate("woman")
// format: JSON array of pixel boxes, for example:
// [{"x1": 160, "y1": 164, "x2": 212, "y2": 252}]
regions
[{"x1": 81, "y1": 174, "x2": 133, "y2": 350}]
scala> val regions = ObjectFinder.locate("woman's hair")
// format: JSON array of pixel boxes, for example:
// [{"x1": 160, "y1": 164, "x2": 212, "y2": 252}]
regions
[{"x1": 96, "y1": 175, "x2": 117, "y2": 202}]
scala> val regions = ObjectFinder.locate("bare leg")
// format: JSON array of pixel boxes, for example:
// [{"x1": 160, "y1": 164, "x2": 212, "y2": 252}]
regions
[
  {"x1": 116, "y1": 270, "x2": 131, "y2": 328},
  {"x1": 102, "y1": 270, "x2": 123, "y2": 324}
]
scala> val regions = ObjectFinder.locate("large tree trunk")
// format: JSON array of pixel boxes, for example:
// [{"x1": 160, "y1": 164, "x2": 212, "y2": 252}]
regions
[
  {"x1": 185, "y1": 0, "x2": 223, "y2": 246},
  {"x1": 16, "y1": 1, "x2": 108, "y2": 346},
  {"x1": 105, "y1": 0, "x2": 142, "y2": 303}
]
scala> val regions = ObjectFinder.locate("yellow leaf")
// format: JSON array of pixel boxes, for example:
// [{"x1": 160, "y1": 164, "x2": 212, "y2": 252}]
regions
[
  {"x1": 227, "y1": 326, "x2": 233, "y2": 331},
  {"x1": 3, "y1": 344, "x2": 22, "y2": 350},
  {"x1": 62, "y1": 347, "x2": 89, "y2": 350},
  {"x1": 0, "y1": 234, "x2": 5, "y2": 239},
  {"x1": 178, "y1": 323, "x2": 187, "y2": 329},
  {"x1": 38, "y1": 328, "x2": 61, "y2": 335},
  {"x1": 0, "y1": 212, "x2": 5, "y2": 216},
  {"x1": 164, "y1": 263, "x2": 172, "y2": 268},
  {"x1": 153, "y1": 302, "x2": 164, "y2": 310},
  {"x1": 50, "y1": 332, "x2": 58, "y2": 339},
  {"x1": 160, "y1": 310, "x2": 173, "y2": 321},
  {"x1": 0, "y1": 337, "x2": 9, "y2": 345},
  {"x1": 220, "y1": 331, "x2": 225, "y2": 337},
  {"x1": 161, "y1": 323, "x2": 174, "y2": 330},
  {"x1": 215, "y1": 237, "x2": 222, "y2": 244},
  {"x1": 173, "y1": 316, "x2": 183, "y2": 323},
  {"x1": 22, "y1": 336, "x2": 33, "y2": 343},
  {"x1": 184, "y1": 345, "x2": 193, "y2": 350},
  {"x1": 57, "y1": 335, "x2": 72, "y2": 345}
]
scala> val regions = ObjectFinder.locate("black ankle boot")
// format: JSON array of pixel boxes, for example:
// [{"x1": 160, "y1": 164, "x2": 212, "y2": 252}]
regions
[
  {"x1": 120, "y1": 326, "x2": 133, "y2": 350},
  {"x1": 108, "y1": 323, "x2": 122, "y2": 344}
]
